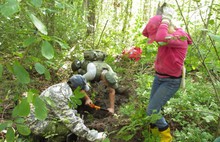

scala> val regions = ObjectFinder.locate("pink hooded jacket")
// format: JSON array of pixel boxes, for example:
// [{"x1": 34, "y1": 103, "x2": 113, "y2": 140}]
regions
[{"x1": 142, "y1": 16, "x2": 192, "y2": 77}]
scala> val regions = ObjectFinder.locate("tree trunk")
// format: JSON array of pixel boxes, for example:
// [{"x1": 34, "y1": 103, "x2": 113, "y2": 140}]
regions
[{"x1": 85, "y1": 0, "x2": 96, "y2": 36}]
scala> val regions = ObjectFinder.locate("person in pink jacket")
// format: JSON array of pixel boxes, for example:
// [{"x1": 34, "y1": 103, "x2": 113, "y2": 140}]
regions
[{"x1": 142, "y1": 4, "x2": 192, "y2": 142}]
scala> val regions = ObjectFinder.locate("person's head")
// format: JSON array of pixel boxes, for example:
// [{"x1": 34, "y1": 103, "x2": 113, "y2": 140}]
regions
[
  {"x1": 71, "y1": 59, "x2": 81, "y2": 72},
  {"x1": 144, "y1": 15, "x2": 162, "y2": 43},
  {"x1": 101, "y1": 70, "x2": 118, "y2": 89},
  {"x1": 67, "y1": 75, "x2": 90, "y2": 91}
]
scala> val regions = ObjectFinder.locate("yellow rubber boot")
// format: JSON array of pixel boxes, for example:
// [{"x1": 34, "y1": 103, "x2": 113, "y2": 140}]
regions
[{"x1": 159, "y1": 127, "x2": 172, "y2": 142}]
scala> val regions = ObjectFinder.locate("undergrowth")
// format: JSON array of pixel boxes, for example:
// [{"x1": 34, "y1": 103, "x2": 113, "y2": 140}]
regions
[{"x1": 116, "y1": 71, "x2": 219, "y2": 142}]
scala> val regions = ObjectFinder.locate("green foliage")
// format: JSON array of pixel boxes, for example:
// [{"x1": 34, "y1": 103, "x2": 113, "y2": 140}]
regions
[
  {"x1": 165, "y1": 77, "x2": 219, "y2": 141},
  {"x1": 1, "y1": 0, "x2": 20, "y2": 18},
  {"x1": 13, "y1": 61, "x2": 30, "y2": 84},
  {"x1": 6, "y1": 127, "x2": 15, "y2": 142},
  {"x1": 13, "y1": 98, "x2": 30, "y2": 117},
  {"x1": 0, "y1": 90, "x2": 48, "y2": 141},
  {"x1": 29, "y1": 13, "x2": 48, "y2": 35},
  {"x1": 116, "y1": 73, "x2": 161, "y2": 141},
  {"x1": 34, "y1": 63, "x2": 46, "y2": 74},
  {"x1": 102, "y1": 138, "x2": 111, "y2": 142},
  {"x1": 174, "y1": 126, "x2": 213, "y2": 142},
  {"x1": 30, "y1": 0, "x2": 42, "y2": 8},
  {"x1": 0, "y1": 0, "x2": 220, "y2": 141},
  {"x1": 33, "y1": 95, "x2": 48, "y2": 121},
  {"x1": 0, "y1": 121, "x2": 13, "y2": 131},
  {"x1": 41, "y1": 41, "x2": 54, "y2": 60},
  {"x1": 16, "y1": 124, "x2": 31, "y2": 136},
  {"x1": 208, "y1": 33, "x2": 220, "y2": 43},
  {"x1": 0, "y1": 64, "x2": 3, "y2": 79},
  {"x1": 68, "y1": 87, "x2": 85, "y2": 109}
]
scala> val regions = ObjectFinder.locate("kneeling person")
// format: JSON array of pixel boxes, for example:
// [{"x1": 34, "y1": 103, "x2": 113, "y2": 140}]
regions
[
  {"x1": 83, "y1": 61, "x2": 118, "y2": 114},
  {"x1": 26, "y1": 75, "x2": 106, "y2": 141}
]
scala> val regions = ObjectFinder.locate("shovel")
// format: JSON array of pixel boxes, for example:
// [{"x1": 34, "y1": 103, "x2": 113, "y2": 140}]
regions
[{"x1": 89, "y1": 104, "x2": 109, "y2": 112}]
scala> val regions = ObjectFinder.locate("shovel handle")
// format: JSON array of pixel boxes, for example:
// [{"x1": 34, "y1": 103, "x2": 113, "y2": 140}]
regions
[{"x1": 89, "y1": 104, "x2": 101, "y2": 110}]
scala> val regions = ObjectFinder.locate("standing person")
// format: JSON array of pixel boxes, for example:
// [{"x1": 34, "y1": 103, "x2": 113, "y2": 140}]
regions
[
  {"x1": 142, "y1": 4, "x2": 192, "y2": 142},
  {"x1": 26, "y1": 75, "x2": 106, "y2": 142},
  {"x1": 83, "y1": 61, "x2": 119, "y2": 114}
]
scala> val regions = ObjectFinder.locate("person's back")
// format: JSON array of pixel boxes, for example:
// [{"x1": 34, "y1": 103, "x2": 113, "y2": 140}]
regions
[
  {"x1": 82, "y1": 61, "x2": 118, "y2": 114},
  {"x1": 83, "y1": 61, "x2": 114, "y2": 82}
]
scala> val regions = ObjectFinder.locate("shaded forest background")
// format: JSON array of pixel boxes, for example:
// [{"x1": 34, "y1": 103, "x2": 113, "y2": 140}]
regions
[{"x1": 0, "y1": 0, "x2": 220, "y2": 142}]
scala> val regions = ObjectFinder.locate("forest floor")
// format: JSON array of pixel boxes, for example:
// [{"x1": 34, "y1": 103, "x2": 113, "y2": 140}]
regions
[{"x1": 0, "y1": 57, "x2": 153, "y2": 142}]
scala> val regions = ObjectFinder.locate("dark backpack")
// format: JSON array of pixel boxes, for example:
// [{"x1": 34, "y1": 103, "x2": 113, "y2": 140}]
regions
[
  {"x1": 83, "y1": 50, "x2": 106, "y2": 61},
  {"x1": 71, "y1": 50, "x2": 107, "y2": 74}
]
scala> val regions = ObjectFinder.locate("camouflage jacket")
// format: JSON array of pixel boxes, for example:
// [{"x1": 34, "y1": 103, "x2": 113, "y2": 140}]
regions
[{"x1": 26, "y1": 83, "x2": 101, "y2": 141}]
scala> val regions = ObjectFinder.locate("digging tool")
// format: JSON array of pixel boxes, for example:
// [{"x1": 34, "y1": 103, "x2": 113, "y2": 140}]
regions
[{"x1": 89, "y1": 104, "x2": 109, "y2": 112}]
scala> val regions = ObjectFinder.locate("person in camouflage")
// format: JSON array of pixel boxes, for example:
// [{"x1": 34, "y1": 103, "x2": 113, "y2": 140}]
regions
[
  {"x1": 83, "y1": 61, "x2": 119, "y2": 114},
  {"x1": 26, "y1": 75, "x2": 107, "y2": 141}
]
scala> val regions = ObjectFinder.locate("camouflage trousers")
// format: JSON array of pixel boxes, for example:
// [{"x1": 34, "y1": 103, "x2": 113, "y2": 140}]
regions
[{"x1": 30, "y1": 120, "x2": 72, "y2": 142}]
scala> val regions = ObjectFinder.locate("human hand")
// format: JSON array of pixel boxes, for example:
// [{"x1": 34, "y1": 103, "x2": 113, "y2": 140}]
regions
[
  {"x1": 95, "y1": 132, "x2": 107, "y2": 141},
  {"x1": 85, "y1": 98, "x2": 93, "y2": 106},
  {"x1": 87, "y1": 130, "x2": 107, "y2": 141},
  {"x1": 107, "y1": 108, "x2": 114, "y2": 114}
]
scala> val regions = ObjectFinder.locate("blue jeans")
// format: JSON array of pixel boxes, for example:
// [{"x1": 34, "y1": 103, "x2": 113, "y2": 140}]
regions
[{"x1": 147, "y1": 75, "x2": 181, "y2": 129}]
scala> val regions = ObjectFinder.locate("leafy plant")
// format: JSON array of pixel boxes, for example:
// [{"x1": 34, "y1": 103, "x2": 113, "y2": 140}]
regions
[{"x1": 68, "y1": 87, "x2": 85, "y2": 109}]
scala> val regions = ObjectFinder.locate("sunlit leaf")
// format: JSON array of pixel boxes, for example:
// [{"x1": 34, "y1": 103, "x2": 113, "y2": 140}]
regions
[
  {"x1": 0, "y1": 64, "x2": 3, "y2": 79},
  {"x1": 27, "y1": 90, "x2": 39, "y2": 103},
  {"x1": 29, "y1": 13, "x2": 48, "y2": 35},
  {"x1": 0, "y1": 121, "x2": 13, "y2": 131},
  {"x1": 202, "y1": 115, "x2": 216, "y2": 123},
  {"x1": 30, "y1": 0, "x2": 42, "y2": 8},
  {"x1": 200, "y1": 29, "x2": 210, "y2": 32},
  {"x1": 44, "y1": 68, "x2": 51, "y2": 80},
  {"x1": 55, "y1": 40, "x2": 70, "y2": 49},
  {"x1": 13, "y1": 61, "x2": 30, "y2": 84},
  {"x1": 1, "y1": 0, "x2": 20, "y2": 18},
  {"x1": 55, "y1": 1, "x2": 65, "y2": 9},
  {"x1": 16, "y1": 124, "x2": 31, "y2": 136},
  {"x1": 208, "y1": 33, "x2": 220, "y2": 43},
  {"x1": 74, "y1": 87, "x2": 85, "y2": 99},
  {"x1": 41, "y1": 41, "x2": 54, "y2": 59},
  {"x1": 14, "y1": 117, "x2": 25, "y2": 124},
  {"x1": 35, "y1": 63, "x2": 45, "y2": 74},
  {"x1": 44, "y1": 97, "x2": 56, "y2": 108},
  {"x1": 33, "y1": 96, "x2": 47, "y2": 120},
  {"x1": 6, "y1": 127, "x2": 15, "y2": 142},
  {"x1": 16, "y1": 99, "x2": 30, "y2": 117},
  {"x1": 23, "y1": 37, "x2": 37, "y2": 47},
  {"x1": 209, "y1": 19, "x2": 214, "y2": 25},
  {"x1": 12, "y1": 105, "x2": 19, "y2": 117},
  {"x1": 75, "y1": 99, "x2": 82, "y2": 105}
]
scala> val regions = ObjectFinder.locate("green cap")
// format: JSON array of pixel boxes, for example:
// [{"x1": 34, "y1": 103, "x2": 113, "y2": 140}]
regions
[{"x1": 105, "y1": 71, "x2": 118, "y2": 89}]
